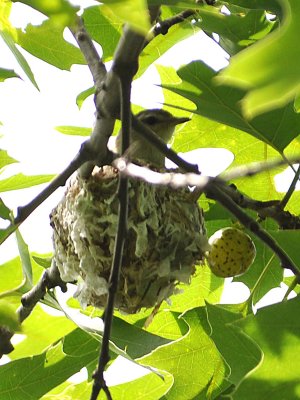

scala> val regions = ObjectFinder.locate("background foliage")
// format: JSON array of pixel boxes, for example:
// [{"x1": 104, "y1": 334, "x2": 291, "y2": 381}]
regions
[{"x1": 1, "y1": 0, "x2": 300, "y2": 399}]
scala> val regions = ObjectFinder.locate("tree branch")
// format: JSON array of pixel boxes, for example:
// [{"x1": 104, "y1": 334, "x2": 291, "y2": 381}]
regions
[
  {"x1": 152, "y1": 9, "x2": 196, "y2": 36},
  {"x1": 71, "y1": 17, "x2": 107, "y2": 88}
]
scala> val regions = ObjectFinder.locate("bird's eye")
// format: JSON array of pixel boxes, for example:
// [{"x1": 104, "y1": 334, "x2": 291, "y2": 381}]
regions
[{"x1": 143, "y1": 116, "x2": 157, "y2": 125}]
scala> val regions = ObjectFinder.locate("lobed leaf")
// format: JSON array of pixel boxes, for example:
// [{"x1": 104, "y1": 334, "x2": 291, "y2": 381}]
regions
[
  {"x1": 218, "y1": 0, "x2": 300, "y2": 117},
  {"x1": 17, "y1": 19, "x2": 86, "y2": 70},
  {"x1": 206, "y1": 303, "x2": 262, "y2": 386},
  {"x1": 233, "y1": 297, "x2": 300, "y2": 398},
  {"x1": 164, "y1": 61, "x2": 300, "y2": 152},
  {"x1": 140, "y1": 307, "x2": 230, "y2": 399}
]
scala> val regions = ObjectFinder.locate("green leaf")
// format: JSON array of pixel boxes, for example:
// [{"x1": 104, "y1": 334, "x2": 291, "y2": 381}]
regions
[
  {"x1": 0, "y1": 149, "x2": 18, "y2": 169},
  {"x1": 15, "y1": 229, "x2": 33, "y2": 289},
  {"x1": 218, "y1": 0, "x2": 300, "y2": 117},
  {"x1": 269, "y1": 230, "x2": 300, "y2": 275},
  {"x1": 82, "y1": 6, "x2": 121, "y2": 61},
  {"x1": 0, "y1": 223, "x2": 17, "y2": 245},
  {"x1": 55, "y1": 125, "x2": 92, "y2": 136},
  {"x1": 111, "y1": 316, "x2": 172, "y2": 359},
  {"x1": 140, "y1": 308, "x2": 230, "y2": 399},
  {"x1": 32, "y1": 254, "x2": 52, "y2": 269},
  {"x1": 233, "y1": 297, "x2": 300, "y2": 399},
  {"x1": 0, "y1": 257, "x2": 24, "y2": 295},
  {"x1": 17, "y1": 19, "x2": 85, "y2": 70},
  {"x1": 76, "y1": 86, "x2": 95, "y2": 108},
  {"x1": 0, "y1": 1, "x2": 37, "y2": 87},
  {"x1": 0, "y1": 67, "x2": 19, "y2": 81},
  {"x1": 197, "y1": 5, "x2": 275, "y2": 56},
  {"x1": 224, "y1": 0, "x2": 282, "y2": 14},
  {"x1": 0, "y1": 198, "x2": 11, "y2": 220},
  {"x1": 166, "y1": 264, "x2": 224, "y2": 312},
  {"x1": 0, "y1": 328, "x2": 98, "y2": 399},
  {"x1": 0, "y1": 172, "x2": 54, "y2": 192},
  {"x1": 0, "y1": 300, "x2": 20, "y2": 331},
  {"x1": 12, "y1": 0, "x2": 79, "y2": 26},
  {"x1": 0, "y1": 30, "x2": 38, "y2": 89},
  {"x1": 164, "y1": 61, "x2": 300, "y2": 152},
  {"x1": 163, "y1": 80, "x2": 284, "y2": 206},
  {"x1": 42, "y1": 369, "x2": 173, "y2": 400},
  {"x1": 9, "y1": 305, "x2": 76, "y2": 360},
  {"x1": 99, "y1": 0, "x2": 151, "y2": 34},
  {"x1": 206, "y1": 303, "x2": 262, "y2": 386}
]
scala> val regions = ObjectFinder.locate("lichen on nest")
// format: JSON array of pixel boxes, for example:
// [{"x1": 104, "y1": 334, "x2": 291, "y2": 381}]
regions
[{"x1": 50, "y1": 165, "x2": 207, "y2": 314}]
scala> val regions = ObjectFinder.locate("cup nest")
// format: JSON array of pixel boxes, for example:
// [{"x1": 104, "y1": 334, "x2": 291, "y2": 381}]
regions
[{"x1": 50, "y1": 166, "x2": 207, "y2": 313}]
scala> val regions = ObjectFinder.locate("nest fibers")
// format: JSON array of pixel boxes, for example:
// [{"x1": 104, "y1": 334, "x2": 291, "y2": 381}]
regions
[{"x1": 50, "y1": 166, "x2": 208, "y2": 314}]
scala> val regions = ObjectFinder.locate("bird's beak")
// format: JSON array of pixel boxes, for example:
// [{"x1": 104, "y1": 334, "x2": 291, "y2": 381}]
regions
[
  {"x1": 176, "y1": 116, "x2": 190, "y2": 124},
  {"x1": 170, "y1": 116, "x2": 191, "y2": 126}
]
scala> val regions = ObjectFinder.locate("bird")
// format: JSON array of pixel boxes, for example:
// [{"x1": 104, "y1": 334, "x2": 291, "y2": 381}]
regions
[{"x1": 115, "y1": 108, "x2": 190, "y2": 167}]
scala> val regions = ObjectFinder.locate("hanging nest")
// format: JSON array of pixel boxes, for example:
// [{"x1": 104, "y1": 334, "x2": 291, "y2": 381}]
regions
[{"x1": 50, "y1": 165, "x2": 208, "y2": 314}]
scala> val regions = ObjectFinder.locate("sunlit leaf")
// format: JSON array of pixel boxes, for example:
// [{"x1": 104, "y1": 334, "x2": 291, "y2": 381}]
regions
[
  {"x1": 0, "y1": 300, "x2": 20, "y2": 331},
  {"x1": 99, "y1": 0, "x2": 151, "y2": 34},
  {"x1": 42, "y1": 369, "x2": 173, "y2": 400},
  {"x1": 0, "y1": 329, "x2": 98, "y2": 399},
  {"x1": 0, "y1": 30, "x2": 38, "y2": 88},
  {"x1": 82, "y1": 6, "x2": 121, "y2": 61},
  {"x1": 0, "y1": 67, "x2": 19, "y2": 81},
  {"x1": 0, "y1": 173, "x2": 54, "y2": 192},
  {"x1": 9, "y1": 305, "x2": 76, "y2": 360},
  {"x1": 17, "y1": 19, "x2": 85, "y2": 70},
  {"x1": 0, "y1": 198, "x2": 11, "y2": 220},
  {"x1": 218, "y1": 0, "x2": 300, "y2": 117},
  {"x1": 0, "y1": 257, "x2": 24, "y2": 295},
  {"x1": 0, "y1": 149, "x2": 17, "y2": 170},
  {"x1": 15, "y1": 229, "x2": 33, "y2": 289},
  {"x1": 0, "y1": 0, "x2": 38, "y2": 87},
  {"x1": 140, "y1": 308, "x2": 230, "y2": 399},
  {"x1": 32, "y1": 254, "x2": 52, "y2": 269},
  {"x1": 164, "y1": 61, "x2": 300, "y2": 152},
  {"x1": 55, "y1": 125, "x2": 92, "y2": 136},
  {"x1": 76, "y1": 86, "x2": 95, "y2": 108}
]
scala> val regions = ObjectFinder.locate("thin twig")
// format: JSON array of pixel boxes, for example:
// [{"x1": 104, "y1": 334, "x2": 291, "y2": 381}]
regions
[
  {"x1": 152, "y1": 9, "x2": 196, "y2": 36},
  {"x1": 220, "y1": 155, "x2": 300, "y2": 182},
  {"x1": 71, "y1": 17, "x2": 107, "y2": 88},
  {"x1": 279, "y1": 163, "x2": 300, "y2": 209}
]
